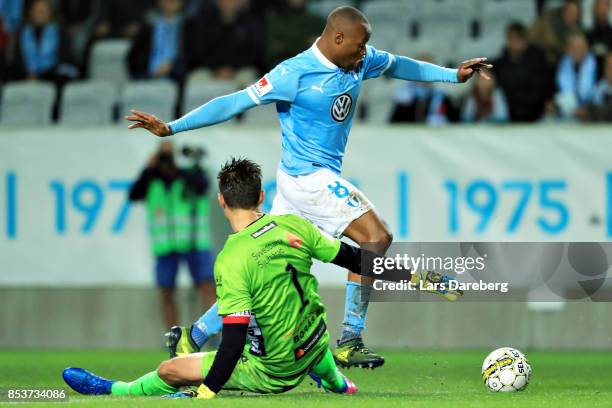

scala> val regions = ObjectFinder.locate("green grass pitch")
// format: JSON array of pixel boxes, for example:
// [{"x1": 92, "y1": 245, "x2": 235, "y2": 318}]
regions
[{"x1": 2, "y1": 349, "x2": 611, "y2": 407}]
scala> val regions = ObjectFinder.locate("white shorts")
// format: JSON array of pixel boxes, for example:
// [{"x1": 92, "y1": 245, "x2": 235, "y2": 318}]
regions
[{"x1": 270, "y1": 168, "x2": 374, "y2": 238}]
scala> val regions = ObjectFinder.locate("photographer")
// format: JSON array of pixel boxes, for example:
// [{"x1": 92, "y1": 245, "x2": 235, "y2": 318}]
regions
[{"x1": 129, "y1": 141, "x2": 215, "y2": 329}]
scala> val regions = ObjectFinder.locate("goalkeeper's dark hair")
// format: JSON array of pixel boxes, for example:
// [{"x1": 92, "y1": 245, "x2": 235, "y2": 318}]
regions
[{"x1": 217, "y1": 157, "x2": 262, "y2": 209}]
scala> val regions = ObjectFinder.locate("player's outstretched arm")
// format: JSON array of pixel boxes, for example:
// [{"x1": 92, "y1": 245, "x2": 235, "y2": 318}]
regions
[
  {"x1": 125, "y1": 89, "x2": 258, "y2": 137},
  {"x1": 385, "y1": 55, "x2": 492, "y2": 84}
]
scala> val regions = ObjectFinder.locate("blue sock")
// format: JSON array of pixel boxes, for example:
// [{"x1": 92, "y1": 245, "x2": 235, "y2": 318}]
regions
[
  {"x1": 339, "y1": 282, "x2": 371, "y2": 344},
  {"x1": 191, "y1": 303, "x2": 222, "y2": 348}
]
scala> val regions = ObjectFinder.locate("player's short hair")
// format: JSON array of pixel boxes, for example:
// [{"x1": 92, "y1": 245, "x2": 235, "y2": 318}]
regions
[
  {"x1": 327, "y1": 6, "x2": 369, "y2": 29},
  {"x1": 218, "y1": 157, "x2": 262, "y2": 209}
]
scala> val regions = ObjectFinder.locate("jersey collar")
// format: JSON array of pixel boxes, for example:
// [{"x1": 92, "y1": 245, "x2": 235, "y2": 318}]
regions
[
  {"x1": 230, "y1": 213, "x2": 269, "y2": 238},
  {"x1": 312, "y1": 38, "x2": 338, "y2": 70}
]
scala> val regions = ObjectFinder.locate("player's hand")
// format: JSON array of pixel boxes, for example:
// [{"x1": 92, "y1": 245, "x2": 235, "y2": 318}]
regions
[
  {"x1": 125, "y1": 109, "x2": 172, "y2": 137},
  {"x1": 457, "y1": 57, "x2": 493, "y2": 83},
  {"x1": 195, "y1": 384, "x2": 216, "y2": 399}
]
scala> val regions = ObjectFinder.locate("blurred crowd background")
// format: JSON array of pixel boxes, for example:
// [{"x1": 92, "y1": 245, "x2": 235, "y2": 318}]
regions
[{"x1": 1, "y1": 0, "x2": 612, "y2": 125}]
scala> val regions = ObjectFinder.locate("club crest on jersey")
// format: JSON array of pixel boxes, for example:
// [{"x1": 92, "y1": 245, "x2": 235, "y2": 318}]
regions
[
  {"x1": 331, "y1": 93, "x2": 352, "y2": 122},
  {"x1": 254, "y1": 76, "x2": 273, "y2": 97}
]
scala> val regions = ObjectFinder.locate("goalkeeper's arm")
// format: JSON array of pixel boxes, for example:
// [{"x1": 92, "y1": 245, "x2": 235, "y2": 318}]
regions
[
  {"x1": 330, "y1": 242, "x2": 462, "y2": 301},
  {"x1": 199, "y1": 313, "x2": 249, "y2": 397}
]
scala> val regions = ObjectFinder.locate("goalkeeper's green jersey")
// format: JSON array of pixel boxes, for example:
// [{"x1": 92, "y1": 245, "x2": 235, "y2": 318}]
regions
[{"x1": 214, "y1": 213, "x2": 341, "y2": 379}]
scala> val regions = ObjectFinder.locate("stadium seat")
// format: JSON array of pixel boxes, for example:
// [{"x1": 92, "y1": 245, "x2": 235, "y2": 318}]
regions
[
  {"x1": 394, "y1": 38, "x2": 454, "y2": 66},
  {"x1": 186, "y1": 68, "x2": 215, "y2": 83},
  {"x1": 119, "y1": 80, "x2": 178, "y2": 123},
  {"x1": 183, "y1": 80, "x2": 238, "y2": 115},
  {"x1": 89, "y1": 39, "x2": 130, "y2": 83},
  {"x1": 482, "y1": 0, "x2": 536, "y2": 25},
  {"x1": 60, "y1": 81, "x2": 118, "y2": 125},
  {"x1": 369, "y1": 24, "x2": 406, "y2": 54},
  {"x1": 0, "y1": 81, "x2": 55, "y2": 125},
  {"x1": 582, "y1": 0, "x2": 612, "y2": 29},
  {"x1": 240, "y1": 103, "x2": 279, "y2": 127},
  {"x1": 308, "y1": 0, "x2": 354, "y2": 18},
  {"x1": 360, "y1": 78, "x2": 403, "y2": 124},
  {"x1": 362, "y1": 0, "x2": 411, "y2": 25},
  {"x1": 480, "y1": 0, "x2": 537, "y2": 38},
  {"x1": 416, "y1": 0, "x2": 478, "y2": 43},
  {"x1": 543, "y1": 0, "x2": 565, "y2": 12}
]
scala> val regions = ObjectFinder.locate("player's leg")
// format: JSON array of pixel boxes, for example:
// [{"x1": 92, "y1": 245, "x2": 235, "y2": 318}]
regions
[
  {"x1": 62, "y1": 353, "x2": 207, "y2": 396},
  {"x1": 166, "y1": 303, "x2": 222, "y2": 357},
  {"x1": 309, "y1": 349, "x2": 358, "y2": 394},
  {"x1": 156, "y1": 253, "x2": 180, "y2": 329},
  {"x1": 271, "y1": 168, "x2": 388, "y2": 368},
  {"x1": 335, "y1": 210, "x2": 392, "y2": 368},
  {"x1": 164, "y1": 250, "x2": 219, "y2": 357}
]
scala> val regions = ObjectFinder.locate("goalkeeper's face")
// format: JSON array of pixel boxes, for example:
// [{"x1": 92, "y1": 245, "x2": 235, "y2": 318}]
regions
[{"x1": 337, "y1": 22, "x2": 370, "y2": 72}]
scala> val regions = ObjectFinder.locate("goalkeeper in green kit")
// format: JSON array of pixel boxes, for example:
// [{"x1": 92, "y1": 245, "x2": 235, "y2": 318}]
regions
[{"x1": 63, "y1": 157, "x2": 375, "y2": 398}]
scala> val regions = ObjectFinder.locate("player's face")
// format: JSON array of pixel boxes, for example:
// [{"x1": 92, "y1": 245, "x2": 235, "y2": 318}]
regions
[{"x1": 340, "y1": 22, "x2": 370, "y2": 72}]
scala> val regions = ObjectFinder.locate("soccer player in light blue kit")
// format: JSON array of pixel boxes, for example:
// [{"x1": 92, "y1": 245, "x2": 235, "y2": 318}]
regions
[{"x1": 127, "y1": 6, "x2": 490, "y2": 368}]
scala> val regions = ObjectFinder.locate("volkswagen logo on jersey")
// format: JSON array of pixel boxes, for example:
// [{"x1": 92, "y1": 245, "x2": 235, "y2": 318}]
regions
[{"x1": 331, "y1": 93, "x2": 353, "y2": 122}]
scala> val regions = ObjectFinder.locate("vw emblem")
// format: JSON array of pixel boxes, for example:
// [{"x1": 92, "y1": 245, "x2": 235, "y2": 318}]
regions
[{"x1": 331, "y1": 93, "x2": 353, "y2": 122}]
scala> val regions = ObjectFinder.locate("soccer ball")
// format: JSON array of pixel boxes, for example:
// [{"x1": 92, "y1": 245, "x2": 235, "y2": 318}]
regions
[{"x1": 481, "y1": 347, "x2": 531, "y2": 392}]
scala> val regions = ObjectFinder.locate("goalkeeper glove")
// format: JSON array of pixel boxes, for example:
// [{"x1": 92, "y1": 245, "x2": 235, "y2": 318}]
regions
[
  {"x1": 196, "y1": 384, "x2": 217, "y2": 399},
  {"x1": 410, "y1": 270, "x2": 463, "y2": 301}
]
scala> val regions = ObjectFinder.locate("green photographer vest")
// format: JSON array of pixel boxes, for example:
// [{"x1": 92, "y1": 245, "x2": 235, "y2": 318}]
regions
[{"x1": 146, "y1": 179, "x2": 211, "y2": 256}]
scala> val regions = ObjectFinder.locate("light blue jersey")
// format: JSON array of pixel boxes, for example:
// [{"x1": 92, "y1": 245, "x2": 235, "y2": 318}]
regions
[
  {"x1": 168, "y1": 41, "x2": 459, "y2": 175},
  {"x1": 244, "y1": 43, "x2": 393, "y2": 175}
]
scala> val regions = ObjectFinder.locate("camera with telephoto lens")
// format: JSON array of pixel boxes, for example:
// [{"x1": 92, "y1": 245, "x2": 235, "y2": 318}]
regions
[{"x1": 182, "y1": 145, "x2": 206, "y2": 162}]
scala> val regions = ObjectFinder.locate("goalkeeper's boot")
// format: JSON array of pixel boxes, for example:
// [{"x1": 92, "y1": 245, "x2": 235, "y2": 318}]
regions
[
  {"x1": 165, "y1": 325, "x2": 199, "y2": 358},
  {"x1": 62, "y1": 367, "x2": 114, "y2": 395},
  {"x1": 333, "y1": 337, "x2": 385, "y2": 369},
  {"x1": 309, "y1": 371, "x2": 358, "y2": 395},
  {"x1": 411, "y1": 270, "x2": 464, "y2": 301}
]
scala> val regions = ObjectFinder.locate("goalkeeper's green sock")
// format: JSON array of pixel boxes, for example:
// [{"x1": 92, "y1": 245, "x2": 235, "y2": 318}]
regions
[
  {"x1": 311, "y1": 349, "x2": 345, "y2": 391},
  {"x1": 111, "y1": 371, "x2": 178, "y2": 396}
]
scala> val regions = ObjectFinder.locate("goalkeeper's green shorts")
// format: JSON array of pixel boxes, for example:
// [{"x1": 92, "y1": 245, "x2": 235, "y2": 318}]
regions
[{"x1": 199, "y1": 348, "x2": 329, "y2": 394}]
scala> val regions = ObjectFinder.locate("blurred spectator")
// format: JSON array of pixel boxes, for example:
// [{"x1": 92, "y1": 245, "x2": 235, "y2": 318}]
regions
[
  {"x1": 57, "y1": 0, "x2": 104, "y2": 67},
  {"x1": 128, "y1": 0, "x2": 187, "y2": 82},
  {"x1": 461, "y1": 73, "x2": 509, "y2": 123},
  {"x1": 556, "y1": 32, "x2": 597, "y2": 119},
  {"x1": 390, "y1": 82, "x2": 452, "y2": 125},
  {"x1": 250, "y1": 0, "x2": 286, "y2": 17},
  {"x1": 589, "y1": 53, "x2": 612, "y2": 120},
  {"x1": 264, "y1": 0, "x2": 325, "y2": 69},
  {"x1": 94, "y1": 0, "x2": 154, "y2": 39},
  {"x1": 0, "y1": 0, "x2": 24, "y2": 35},
  {"x1": 587, "y1": 0, "x2": 612, "y2": 78},
  {"x1": 390, "y1": 56, "x2": 453, "y2": 125},
  {"x1": 494, "y1": 23, "x2": 553, "y2": 122},
  {"x1": 189, "y1": 0, "x2": 284, "y2": 17},
  {"x1": 186, "y1": 0, "x2": 263, "y2": 79},
  {"x1": 129, "y1": 141, "x2": 215, "y2": 330},
  {"x1": 530, "y1": 0, "x2": 582, "y2": 64},
  {"x1": 9, "y1": 0, "x2": 77, "y2": 82}
]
